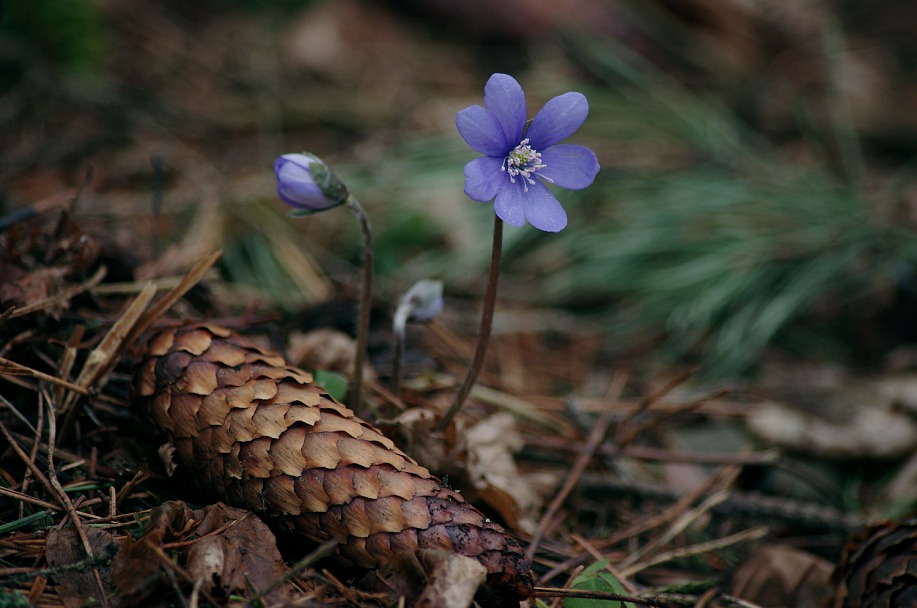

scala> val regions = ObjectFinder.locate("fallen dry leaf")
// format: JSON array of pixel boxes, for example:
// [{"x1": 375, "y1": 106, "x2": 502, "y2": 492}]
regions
[
  {"x1": 464, "y1": 413, "x2": 541, "y2": 534},
  {"x1": 747, "y1": 401, "x2": 917, "y2": 459},
  {"x1": 185, "y1": 503, "x2": 293, "y2": 603},
  {"x1": 731, "y1": 544, "x2": 833, "y2": 608},
  {"x1": 112, "y1": 501, "x2": 195, "y2": 607},
  {"x1": 45, "y1": 527, "x2": 118, "y2": 608},
  {"x1": 362, "y1": 549, "x2": 487, "y2": 608}
]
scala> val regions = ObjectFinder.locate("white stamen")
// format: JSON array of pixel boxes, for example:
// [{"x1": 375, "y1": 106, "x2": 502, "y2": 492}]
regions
[{"x1": 502, "y1": 138, "x2": 547, "y2": 192}]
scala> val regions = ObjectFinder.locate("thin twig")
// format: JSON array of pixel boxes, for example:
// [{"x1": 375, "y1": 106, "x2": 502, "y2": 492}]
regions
[
  {"x1": 43, "y1": 390, "x2": 110, "y2": 608},
  {"x1": 534, "y1": 586, "x2": 658, "y2": 606},
  {"x1": 619, "y1": 526, "x2": 770, "y2": 579},
  {"x1": 618, "y1": 490, "x2": 731, "y2": 570},
  {"x1": 0, "y1": 357, "x2": 90, "y2": 395}
]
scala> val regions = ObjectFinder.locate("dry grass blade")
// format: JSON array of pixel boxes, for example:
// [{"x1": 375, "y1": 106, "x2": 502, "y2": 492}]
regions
[
  {"x1": 0, "y1": 358, "x2": 90, "y2": 395},
  {"x1": 125, "y1": 249, "x2": 222, "y2": 345},
  {"x1": 60, "y1": 282, "x2": 157, "y2": 416},
  {"x1": 618, "y1": 490, "x2": 731, "y2": 571}
]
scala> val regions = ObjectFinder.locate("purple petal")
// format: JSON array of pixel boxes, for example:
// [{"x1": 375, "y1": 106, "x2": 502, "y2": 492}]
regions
[
  {"x1": 464, "y1": 156, "x2": 505, "y2": 202},
  {"x1": 275, "y1": 155, "x2": 335, "y2": 210},
  {"x1": 484, "y1": 73, "x2": 526, "y2": 147},
  {"x1": 523, "y1": 179, "x2": 568, "y2": 232},
  {"x1": 493, "y1": 179, "x2": 527, "y2": 227},
  {"x1": 525, "y1": 92, "x2": 589, "y2": 150},
  {"x1": 456, "y1": 105, "x2": 510, "y2": 156},
  {"x1": 538, "y1": 144, "x2": 600, "y2": 190}
]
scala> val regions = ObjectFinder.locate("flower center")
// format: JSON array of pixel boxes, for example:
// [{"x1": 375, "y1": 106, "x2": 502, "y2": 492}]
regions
[{"x1": 501, "y1": 139, "x2": 550, "y2": 191}]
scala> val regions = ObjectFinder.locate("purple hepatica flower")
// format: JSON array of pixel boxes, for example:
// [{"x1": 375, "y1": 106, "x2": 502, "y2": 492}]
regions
[
  {"x1": 274, "y1": 153, "x2": 347, "y2": 213},
  {"x1": 456, "y1": 73, "x2": 600, "y2": 232}
]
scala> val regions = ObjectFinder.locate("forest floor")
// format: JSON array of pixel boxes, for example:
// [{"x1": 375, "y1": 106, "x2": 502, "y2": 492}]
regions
[{"x1": 3, "y1": 1, "x2": 917, "y2": 607}]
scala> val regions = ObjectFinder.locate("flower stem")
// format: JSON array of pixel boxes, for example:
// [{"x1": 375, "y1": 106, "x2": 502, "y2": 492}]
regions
[
  {"x1": 346, "y1": 195, "x2": 372, "y2": 415},
  {"x1": 435, "y1": 215, "x2": 503, "y2": 431}
]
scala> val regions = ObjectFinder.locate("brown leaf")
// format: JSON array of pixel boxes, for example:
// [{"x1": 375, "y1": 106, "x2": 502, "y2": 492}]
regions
[
  {"x1": 731, "y1": 544, "x2": 833, "y2": 608},
  {"x1": 185, "y1": 503, "x2": 293, "y2": 603},
  {"x1": 112, "y1": 501, "x2": 194, "y2": 607},
  {"x1": 45, "y1": 527, "x2": 117, "y2": 608},
  {"x1": 464, "y1": 413, "x2": 540, "y2": 534},
  {"x1": 362, "y1": 549, "x2": 486, "y2": 608}
]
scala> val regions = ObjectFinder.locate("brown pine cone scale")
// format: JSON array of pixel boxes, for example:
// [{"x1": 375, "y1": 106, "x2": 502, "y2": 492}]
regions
[{"x1": 133, "y1": 324, "x2": 532, "y2": 605}]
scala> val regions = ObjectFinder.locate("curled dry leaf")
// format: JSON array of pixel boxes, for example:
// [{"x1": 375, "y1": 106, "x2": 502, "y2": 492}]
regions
[
  {"x1": 45, "y1": 527, "x2": 117, "y2": 608},
  {"x1": 185, "y1": 503, "x2": 292, "y2": 603},
  {"x1": 731, "y1": 544, "x2": 833, "y2": 608},
  {"x1": 113, "y1": 501, "x2": 194, "y2": 606},
  {"x1": 464, "y1": 413, "x2": 541, "y2": 534},
  {"x1": 363, "y1": 549, "x2": 487, "y2": 608},
  {"x1": 112, "y1": 501, "x2": 295, "y2": 606},
  {"x1": 132, "y1": 323, "x2": 533, "y2": 607}
]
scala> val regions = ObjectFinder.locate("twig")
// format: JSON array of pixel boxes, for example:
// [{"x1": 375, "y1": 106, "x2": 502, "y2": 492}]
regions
[
  {"x1": 61, "y1": 282, "x2": 157, "y2": 417},
  {"x1": 19, "y1": 396, "x2": 45, "y2": 519},
  {"x1": 576, "y1": 474, "x2": 865, "y2": 531},
  {"x1": 618, "y1": 490, "x2": 731, "y2": 570},
  {"x1": 527, "y1": 370, "x2": 627, "y2": 561},
  {"x1": 0, "y1": 357, "x2": 90, "y2": 395},
  {"x1": 534, "y1": 586, "x2": 658, "y2": 606},
  {"x1": 0, "y1": 419, "x2": 57, "y2": 500},
  {"x1": 43, "y1": 390, "x2": 111, "y2": 608},
  {"x1": 615, "y1": 368, "x2": 697, "y2": 446}
]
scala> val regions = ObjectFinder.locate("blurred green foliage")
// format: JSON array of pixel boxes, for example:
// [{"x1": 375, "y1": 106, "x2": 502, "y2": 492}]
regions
[{"x1": 1, "y1": 0, "x2": 108, "y2": 73}]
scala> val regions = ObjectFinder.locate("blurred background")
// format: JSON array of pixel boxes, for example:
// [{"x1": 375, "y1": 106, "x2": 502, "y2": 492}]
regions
[{"x1": 3, "y1": 0, "x2": 917, "y2": 380}]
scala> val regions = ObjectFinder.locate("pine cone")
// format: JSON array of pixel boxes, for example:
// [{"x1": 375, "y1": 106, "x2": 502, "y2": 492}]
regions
[
  {"x1": 831, "y1": 518, "x2": 917, "y2": 608},
  {"x1": 132, "y1": 323, "x2": 532, "y2": 606}
]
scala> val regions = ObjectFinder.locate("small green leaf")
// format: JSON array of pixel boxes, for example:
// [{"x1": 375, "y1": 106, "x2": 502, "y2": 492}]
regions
[
  {"x1": 312, "y1": 369, "x2": 348, "y2": 402},
  {"x1": 565, "y1": 558, "x2": 636, "y2": 608}
]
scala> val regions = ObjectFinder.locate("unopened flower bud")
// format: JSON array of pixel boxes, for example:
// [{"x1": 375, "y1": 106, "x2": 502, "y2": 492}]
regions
[
  {"x1": 274, "y1": 153, "x2": 349, "y2": 214},
  {"x1": 401, "y1": 279, "x2": 444, "y2": 323}
]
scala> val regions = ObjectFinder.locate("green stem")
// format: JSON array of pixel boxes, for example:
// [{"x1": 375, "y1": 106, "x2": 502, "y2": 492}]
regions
[
  {"x1": 435, "y1": 215, "x2": 503, "y2": 431},
  {"x1": 346, "y1": 195, "x2": 372, "y2": 415}
]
